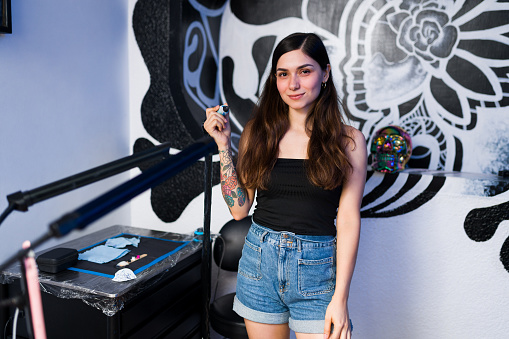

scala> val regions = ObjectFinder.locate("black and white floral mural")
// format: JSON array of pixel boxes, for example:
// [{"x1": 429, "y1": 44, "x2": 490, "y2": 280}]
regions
[
  {"x1": 132, "y1": 0, "x2": 508, "y2": 272},
  {"x1": 342, "y1": 0, "x2": 509, "y2": 172}
]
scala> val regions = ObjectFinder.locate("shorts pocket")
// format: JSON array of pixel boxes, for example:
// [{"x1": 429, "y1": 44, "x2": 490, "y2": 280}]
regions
[
  {"x1": 298, "y1": 256, "x2": 335, "y2": 296},
  {"x1": 238, "y1": 238, "x2": 262, "y2": 280}
]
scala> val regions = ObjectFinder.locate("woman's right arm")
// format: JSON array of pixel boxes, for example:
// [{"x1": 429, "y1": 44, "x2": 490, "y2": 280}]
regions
[{"x1": 203, "y1": 105, "x2": 255, "y2": 220}]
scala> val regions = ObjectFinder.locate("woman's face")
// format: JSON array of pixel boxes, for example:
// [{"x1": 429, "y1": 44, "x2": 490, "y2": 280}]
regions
[{"x1": 275, "y1": 49, "x2": 329, "y2": 115}]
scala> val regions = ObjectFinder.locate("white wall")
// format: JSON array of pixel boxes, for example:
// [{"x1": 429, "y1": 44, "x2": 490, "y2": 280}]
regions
[{"x1": 0, "y1": 1, "x2": 131, "y2": 263}]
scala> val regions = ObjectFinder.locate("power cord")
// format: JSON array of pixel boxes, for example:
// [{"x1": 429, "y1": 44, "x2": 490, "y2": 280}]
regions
[
  {"x1": 212, "y1": 235, "x2": 226, "y2": 301},
  {"x1": 12, "y1": 307, "x2": 20, "y2": 339},
  {"x1": 3, "y1": 315, "x2": 12, "y2": 339}
]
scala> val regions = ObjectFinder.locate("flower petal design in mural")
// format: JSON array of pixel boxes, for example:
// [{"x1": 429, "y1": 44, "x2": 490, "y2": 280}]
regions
[{"x1": 390, "y1": 3, "x2": 459, "y2": 64}]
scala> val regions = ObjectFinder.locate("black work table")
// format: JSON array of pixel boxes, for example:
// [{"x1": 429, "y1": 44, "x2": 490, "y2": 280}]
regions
[{"x1": 0, "y1": 225, "x2": 203, "y2": 339}]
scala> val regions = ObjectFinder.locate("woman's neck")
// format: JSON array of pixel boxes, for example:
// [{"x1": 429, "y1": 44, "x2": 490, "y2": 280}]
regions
[
  {"x1": 288, "y1": 107, "x2": 309, "y2": 132},
  {"x1": 279, "y1": 110, "x2": 310, "y2": 159}
]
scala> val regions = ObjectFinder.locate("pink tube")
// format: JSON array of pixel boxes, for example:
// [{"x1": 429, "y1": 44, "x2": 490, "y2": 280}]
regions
[{"x1": 22, "y1": 241, "x2": 47, "y2": 339}]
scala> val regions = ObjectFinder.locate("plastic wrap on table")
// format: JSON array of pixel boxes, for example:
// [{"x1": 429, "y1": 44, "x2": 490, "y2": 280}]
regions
[
  {"x1": 0, "y1": 225, "x2": 206, "y2": 316},
  {"x1": 0, "y1": 273, "x2": 16, "y2": 285}
]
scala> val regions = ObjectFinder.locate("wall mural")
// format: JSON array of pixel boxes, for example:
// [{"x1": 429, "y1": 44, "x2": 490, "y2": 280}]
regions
[
  {"x1": 132, "y1": 0, "x2": 223, "y2": 223},
  {"x1": 132, "y1": 0, "x2": 509, "y2": 271}
]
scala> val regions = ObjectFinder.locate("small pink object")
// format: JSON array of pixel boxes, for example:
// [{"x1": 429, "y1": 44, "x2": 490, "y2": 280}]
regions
[{"x1": 22, "y1": 240, "x2": 47, "y2": 339}]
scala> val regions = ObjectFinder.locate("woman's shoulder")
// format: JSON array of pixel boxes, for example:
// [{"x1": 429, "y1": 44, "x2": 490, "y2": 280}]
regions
[{"x1": 343, "y1": 125, "x2": 366, "y2": 150}]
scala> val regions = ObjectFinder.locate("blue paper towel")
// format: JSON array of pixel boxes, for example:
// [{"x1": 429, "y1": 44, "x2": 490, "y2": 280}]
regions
[
  {"x1": 105, "y1": 237, "x2": 140, "y2": 249},
  {"x1": 78, "y1": 245, "x2": 130, "y2": 264}
]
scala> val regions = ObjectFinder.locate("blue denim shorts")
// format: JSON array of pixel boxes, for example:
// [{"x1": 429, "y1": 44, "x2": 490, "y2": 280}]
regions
[{"x1": 233, "y1": 221, "x2": 337, "y2": 333}]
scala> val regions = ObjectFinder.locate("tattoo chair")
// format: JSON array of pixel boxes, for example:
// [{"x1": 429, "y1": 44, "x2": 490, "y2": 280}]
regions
[{"x1": 209, "y1": 216, "x2": 251, "y2": 339}]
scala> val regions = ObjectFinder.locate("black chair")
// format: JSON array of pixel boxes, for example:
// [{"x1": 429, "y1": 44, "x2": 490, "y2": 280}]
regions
[{"x1": 209, "y1": 216, "x2": 251, "y2": 339}]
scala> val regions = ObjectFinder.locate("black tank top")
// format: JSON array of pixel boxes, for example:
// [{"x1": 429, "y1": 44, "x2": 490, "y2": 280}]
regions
[{"x1": 252, "y1": 158, "x2": 341, "y2": 236}]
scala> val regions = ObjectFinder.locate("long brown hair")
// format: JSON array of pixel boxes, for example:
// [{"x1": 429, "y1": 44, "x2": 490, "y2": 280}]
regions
[{"x1": 237, "y1": 32, "x2": 354, "y2": 190}]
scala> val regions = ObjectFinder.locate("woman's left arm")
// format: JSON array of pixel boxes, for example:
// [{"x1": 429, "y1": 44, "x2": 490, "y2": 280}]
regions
[{"x1": 324, "y1": 128, "x2": 367, "y2": 339}]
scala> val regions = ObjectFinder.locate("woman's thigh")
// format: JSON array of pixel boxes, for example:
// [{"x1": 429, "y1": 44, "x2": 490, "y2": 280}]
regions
[
  {"x1": 244, "y1": 319, "x2": 290, "y2": 339},
  {"x1": 295, "y1": 333, "x2": 324, "y2": 339}
]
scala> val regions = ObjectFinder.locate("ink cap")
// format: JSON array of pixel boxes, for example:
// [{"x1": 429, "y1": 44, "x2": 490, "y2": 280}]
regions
[{"x1": 217, "y1": 105, "x2": 229, "y2": 116}]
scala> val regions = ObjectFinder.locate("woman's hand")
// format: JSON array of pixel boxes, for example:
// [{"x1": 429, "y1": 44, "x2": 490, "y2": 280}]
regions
[
  {"x1": 203, "y1": 104, "x2": 230, "y2": 149},
  {"x1": 324, "y1": 295, "x2": 352, "y2": 339}
]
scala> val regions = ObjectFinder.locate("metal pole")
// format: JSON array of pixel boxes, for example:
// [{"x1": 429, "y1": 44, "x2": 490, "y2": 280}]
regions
[{"x1": 201, "y1": 153, "x2": 213, "y2": 338}]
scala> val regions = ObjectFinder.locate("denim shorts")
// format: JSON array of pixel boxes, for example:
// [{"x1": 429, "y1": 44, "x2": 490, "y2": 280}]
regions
[{"x1": 233, "y1": 221, "x2": 337, "y2": 333}]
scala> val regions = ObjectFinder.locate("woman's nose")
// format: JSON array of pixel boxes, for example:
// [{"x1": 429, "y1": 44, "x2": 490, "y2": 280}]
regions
[{"x1": 289, "y1": 75, "x2": 300, "y2": 90}]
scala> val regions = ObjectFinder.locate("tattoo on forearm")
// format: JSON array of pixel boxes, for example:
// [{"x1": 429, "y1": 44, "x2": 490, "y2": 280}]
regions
[
  {"x1": 219, "y1": 149, "x2": 246, "y2": 208},
  {"x1": 236, "y1": 187, "x2": 246, "y2": 207}
]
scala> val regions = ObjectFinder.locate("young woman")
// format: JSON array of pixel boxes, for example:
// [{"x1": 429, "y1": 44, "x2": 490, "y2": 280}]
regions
[{"x1": 203, "y1": 32, "x2": 366, "y2": 339}]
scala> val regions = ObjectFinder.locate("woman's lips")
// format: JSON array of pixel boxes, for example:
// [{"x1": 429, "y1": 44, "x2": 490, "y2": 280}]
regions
[{"x1": 288, "y1": 93, "x2": 304, "y2": 100}]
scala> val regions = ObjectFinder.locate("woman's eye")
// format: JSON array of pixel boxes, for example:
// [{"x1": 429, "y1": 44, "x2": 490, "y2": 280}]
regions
[
  {"x1": 300, "y1": 69, "x2": 310, "y2": 75},
  {"x1": 277, "y1": 72, "x2": 287, "y2": 78}
]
